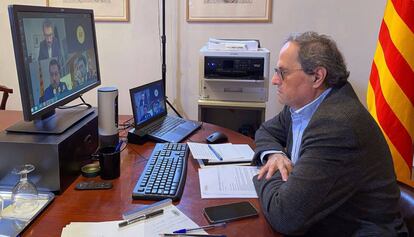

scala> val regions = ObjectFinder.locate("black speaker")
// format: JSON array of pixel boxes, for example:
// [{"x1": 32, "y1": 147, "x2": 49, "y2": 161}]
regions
[{"x1": 98, "y1": 87, "x2": 118, "y2": 148}]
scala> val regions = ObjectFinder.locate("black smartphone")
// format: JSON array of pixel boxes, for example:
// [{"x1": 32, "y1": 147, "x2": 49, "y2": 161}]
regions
[{"x1": 203, "y1": 201, "x2": 258, "y2": 224}]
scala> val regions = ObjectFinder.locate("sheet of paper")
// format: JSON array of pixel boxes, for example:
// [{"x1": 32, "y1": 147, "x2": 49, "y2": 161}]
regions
[
  {"x1": 208, "y1": 38, "x2": 259, "y2": 51},
  {"x1": 211, "y1": 143, "x2": 244, "y2": 159},
  {"x1": 221, "y1": 144, "x2": 254, "y2": 161},
  {"x1": 199, "y1": 166, "x2": 259, "y2": 198},
  {"x1": 188, "y1": 142, "x2": 220, "y2": 160},
  {"x1": 188, "y1": 142, "x2": 253, "y2": 162},
  {"x1": 61, "y1": 205, "x2": 206, "y2": 237}
]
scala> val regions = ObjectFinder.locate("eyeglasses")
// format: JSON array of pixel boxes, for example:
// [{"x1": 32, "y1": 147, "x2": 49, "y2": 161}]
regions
[{"x1": 274, "y1": 67, "x2": 304, "y2": 81}]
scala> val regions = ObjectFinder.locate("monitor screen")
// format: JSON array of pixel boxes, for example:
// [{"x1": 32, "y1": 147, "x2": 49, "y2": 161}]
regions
[
  {"x1": 8, "y1": 5, "x2": 100, "y2": 124},
  {"x1": 130, "y1": 80, "x2": 167, "y2": 126}
]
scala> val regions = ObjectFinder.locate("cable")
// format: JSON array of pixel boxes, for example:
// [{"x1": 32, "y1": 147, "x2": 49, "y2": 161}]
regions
[
  {"x1": 118, "y1": 117, "x2": 134, "y2": 131},
  {"x1": 59, "y1": 95, "x2": 92, "y2": 109}
]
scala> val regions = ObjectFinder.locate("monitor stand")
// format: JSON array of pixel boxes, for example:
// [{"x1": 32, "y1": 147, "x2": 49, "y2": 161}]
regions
[{"x1": 6, "y1": 107, "x2": 95, "y2": 134}]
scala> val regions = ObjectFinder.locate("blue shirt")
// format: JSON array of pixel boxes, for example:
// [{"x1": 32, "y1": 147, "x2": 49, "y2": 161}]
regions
[
  {"x1": 289, "y1": 88, "x2": 331, "y2": 163},
  {"x1": 261, "y1": 88, "x2": 332, "y2": 164}
]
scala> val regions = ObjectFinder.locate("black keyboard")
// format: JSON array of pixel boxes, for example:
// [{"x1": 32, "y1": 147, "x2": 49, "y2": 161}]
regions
[
  {"x1": 132, "y1": 143, "x2": 188, "y2": 201},
  {"x1": 143, "y1": 116, "x2": 185, "y2": 137}
]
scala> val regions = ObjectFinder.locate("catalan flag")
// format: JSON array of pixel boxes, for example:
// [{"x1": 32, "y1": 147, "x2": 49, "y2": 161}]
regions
[{"x1": 367, "y1": 0, "x2": 414, "y2": 187}]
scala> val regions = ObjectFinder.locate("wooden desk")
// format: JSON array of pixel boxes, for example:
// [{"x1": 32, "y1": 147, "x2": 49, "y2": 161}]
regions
[{"x1": 0, "y1": 111, "x2": 279, "y2": 237}]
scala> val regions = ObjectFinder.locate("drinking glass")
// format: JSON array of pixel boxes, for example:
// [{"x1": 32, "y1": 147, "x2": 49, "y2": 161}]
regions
[{"x1": 11, "y1": 164, "x2": 39, "y2": 214}]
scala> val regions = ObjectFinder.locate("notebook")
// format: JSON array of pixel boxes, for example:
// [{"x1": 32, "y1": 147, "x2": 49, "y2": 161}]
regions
[{"x1": 129, "y1": 80, "x2": 201, "y2": 143}]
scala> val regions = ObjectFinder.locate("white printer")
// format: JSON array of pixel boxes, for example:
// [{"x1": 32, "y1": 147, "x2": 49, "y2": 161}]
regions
[{"x1": 199, "y1": 45, "x2": 270, "y2": 102}]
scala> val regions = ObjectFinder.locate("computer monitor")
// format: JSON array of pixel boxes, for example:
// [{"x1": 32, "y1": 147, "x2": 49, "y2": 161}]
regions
[{"x1": 8, "y1": 5, "x2": 101, "y2": 134}]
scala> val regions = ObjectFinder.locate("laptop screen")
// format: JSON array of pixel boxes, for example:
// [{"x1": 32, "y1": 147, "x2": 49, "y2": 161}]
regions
[{"x1": 130, "y1": 80, "x2": 167, "y2": 126}]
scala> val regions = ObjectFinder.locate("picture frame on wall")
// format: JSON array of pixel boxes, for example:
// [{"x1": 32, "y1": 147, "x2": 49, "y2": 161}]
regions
[
  {"x1": 186, "y1": 0, "x2": 272, "y2": 22},
  {"x1": 47, "y1": 0, "x2": 129, "y2": 22}
]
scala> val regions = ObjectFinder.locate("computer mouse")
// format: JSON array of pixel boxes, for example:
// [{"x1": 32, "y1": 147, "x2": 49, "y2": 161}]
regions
[{"x1": 206, "y1": 131, "x2": 228, "y2": 144}]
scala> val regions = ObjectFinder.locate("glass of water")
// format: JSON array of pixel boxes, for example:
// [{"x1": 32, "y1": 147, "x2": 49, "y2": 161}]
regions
[{"x1": 11, "y1": 164, "x2": 39, "y2": 214}]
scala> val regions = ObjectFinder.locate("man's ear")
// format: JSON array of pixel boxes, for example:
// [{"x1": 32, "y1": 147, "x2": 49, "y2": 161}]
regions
[{"x1": 313, "y1": 67, "x2": 327, "y2": 88}]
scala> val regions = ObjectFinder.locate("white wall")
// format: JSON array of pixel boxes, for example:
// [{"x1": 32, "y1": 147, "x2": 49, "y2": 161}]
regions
[
  {"x1": 178, "y1": 0, "x2": 387, "y2": 120},
  {"x1": 0, "y1": 0, "x2": 387, "y2": 121}
]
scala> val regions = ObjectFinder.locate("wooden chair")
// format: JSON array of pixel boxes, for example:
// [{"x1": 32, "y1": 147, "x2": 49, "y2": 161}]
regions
[{"x1": 0, "y1": 85, "x2": 13, "y2": 110}]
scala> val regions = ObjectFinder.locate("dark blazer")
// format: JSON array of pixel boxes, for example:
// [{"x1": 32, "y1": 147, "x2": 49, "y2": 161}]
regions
[
  {"x1": 38, "y1": 38, "x2": 61, "y2": 61},
  {"x1": 39, "y1": 82, "x2": 68, "y2": 103},
  {"x1": 253, "y1": 82, "x2": 407, "y2": 236}
]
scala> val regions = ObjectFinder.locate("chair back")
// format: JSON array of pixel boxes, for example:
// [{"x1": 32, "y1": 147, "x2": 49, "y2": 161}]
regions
[
  {"x1": 0, "y1": 85, "x2": 13, "y2": 110},
  {"x1": 398, "y1": 181, "x2": 414, "y2": 235}
]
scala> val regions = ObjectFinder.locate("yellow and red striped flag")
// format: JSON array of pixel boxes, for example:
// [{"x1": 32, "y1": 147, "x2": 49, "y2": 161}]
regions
[{"x1": 367, "y1": 0, "x2": 414, "y2": 187}]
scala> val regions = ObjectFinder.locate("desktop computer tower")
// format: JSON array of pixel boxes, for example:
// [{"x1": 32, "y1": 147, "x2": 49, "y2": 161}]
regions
[{"x1": 0, "y1": 110, "x2": 98, "y2": 193}]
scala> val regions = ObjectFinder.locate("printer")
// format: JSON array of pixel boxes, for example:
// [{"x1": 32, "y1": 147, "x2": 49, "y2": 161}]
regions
[{"x1": 199, "y1": 46, "x2": 270, "y2": 102}]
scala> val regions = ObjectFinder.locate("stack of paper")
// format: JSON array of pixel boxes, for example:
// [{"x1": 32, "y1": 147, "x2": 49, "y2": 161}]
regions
[
  {"x1": 199, "y1": 166, "x2": 259, "y2": 199},
  {"x1": 207, "y1": 38, "x2": 259, "y2": 51},
  {"x1": 188, "y1": 142, "x2": 254, "y2": 165},
  {"x1": 61, "y1": 204, "x2": 206, "y2": 237}
]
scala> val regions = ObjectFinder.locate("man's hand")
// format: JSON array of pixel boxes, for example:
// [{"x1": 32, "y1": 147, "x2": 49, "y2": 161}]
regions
[{"x1": 257, "y1": 153, "x2": 293, "y2": 181}]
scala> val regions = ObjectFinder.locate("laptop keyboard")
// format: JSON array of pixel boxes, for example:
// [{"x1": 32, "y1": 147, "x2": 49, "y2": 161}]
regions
[
  {"x1": 132, "y1": 143, "x2": 188, "y2": 201},
  {"x1": 143, "y1": 116, "x2": 185, "y2": 137}
]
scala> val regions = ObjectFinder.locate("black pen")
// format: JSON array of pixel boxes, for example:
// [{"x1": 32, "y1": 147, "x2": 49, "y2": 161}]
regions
[
  {"x1": 208, "y1": 144, "x2": 223, "y2": 161},
  {"x1": 118, "y1": 209, "x2": 164, "y2": 228}
]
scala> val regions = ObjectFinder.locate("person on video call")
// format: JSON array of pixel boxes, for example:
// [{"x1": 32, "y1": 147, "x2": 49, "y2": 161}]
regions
[
  {"x1": 152, "y1": 99, "x2": 162, "y2": 115},
  {"x1": 40, "y1": 59, "x2": 67, "y2": 103},
  {"x1": 38, "y1": 20, "x2": 61, "y2": 61},
  {"x1": 73, "y1": 54, "x2": 88, "y2": 87},
  {"x1": 87, "y1": 55, "x2": 97, "y2": 82},
  {"x1": 141, "y1": 104, "x2": 152, "y2": 121},
  {"x1": 252, "y1": 31, "x2": 407, "y2": 236}
]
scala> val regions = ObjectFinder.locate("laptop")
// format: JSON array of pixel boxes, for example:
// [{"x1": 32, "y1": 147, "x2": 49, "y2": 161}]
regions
[{"x1": 129, "y1": 80, "x2": 201, "y2": 143}]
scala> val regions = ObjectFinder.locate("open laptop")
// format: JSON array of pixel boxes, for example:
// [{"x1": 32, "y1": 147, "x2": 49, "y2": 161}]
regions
[{"x1": 129, "y1": 80, "x2": 201, "y2": 143}]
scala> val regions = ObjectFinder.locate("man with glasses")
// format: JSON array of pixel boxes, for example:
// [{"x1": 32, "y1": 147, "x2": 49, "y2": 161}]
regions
[
  {"x1": 252, "y1": 31, "x2": 406, "y2": 236},
  {"x1": 38, "y1": 19, "x2": 61, "y2": 61}
]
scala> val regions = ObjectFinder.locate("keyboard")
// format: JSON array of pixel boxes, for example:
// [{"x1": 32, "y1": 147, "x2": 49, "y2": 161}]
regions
[
  {"x1": 132, "y1": 143, "x2": 188, "y2": 201},
  {"x1": 143, "y1": 116, "x2": 185, "y2": 137}
]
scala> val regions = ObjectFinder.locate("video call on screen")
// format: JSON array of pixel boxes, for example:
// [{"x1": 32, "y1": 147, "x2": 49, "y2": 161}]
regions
[
  {"x1": 133, "y1": 82, "x2": 166, "y2": 124},
  {"x1": 17, "y1": 12, "x2": 98, "y2": 114}
]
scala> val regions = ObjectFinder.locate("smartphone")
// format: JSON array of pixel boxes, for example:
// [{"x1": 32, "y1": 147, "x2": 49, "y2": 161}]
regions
[{"x1": 203, "y1": 201, "x2": 258, "y2": 224}]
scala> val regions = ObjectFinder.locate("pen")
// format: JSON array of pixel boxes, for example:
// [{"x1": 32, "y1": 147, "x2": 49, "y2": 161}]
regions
[
  {"x1": 115, "y1": 140, "x2": 124, "y2": 152},
  {"x1": 118, "y1": 209, "x2": 164, "y2": 228},
  {"x1": 161, "y1": 234, "x2": 226, "y2": 237},
  {"x1": 208, "y1": 144, "x2": 223, "y2": 161},
  {"x1": 173, "y1": 222, "x2": 226, "y2": 234}
]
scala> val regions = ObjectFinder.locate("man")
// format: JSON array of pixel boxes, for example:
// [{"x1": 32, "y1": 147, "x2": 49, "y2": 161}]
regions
[
  {"x1": 140, "y1": 105, "x2": 152, "y2": 121},
  {"x1": 253, "y1": 31, "x2": 407, "y2": 236},
  {"x1": 73, "y1": 54, "x2": 88, "y2": 87},
  {"x1": 152, "y1": 99, "x2": 162, "y2": 115},
  {"x1": 40, "y1": 59, "x2": 67, "y2": 103},
  {"x1": 38, "y1": 20, "x2": 61, "y2": 61}
]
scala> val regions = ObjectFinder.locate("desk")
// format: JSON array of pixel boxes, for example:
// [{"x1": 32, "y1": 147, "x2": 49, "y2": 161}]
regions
[{"x1": 0, "y1": 110, "x2": 279, "y2": 237}]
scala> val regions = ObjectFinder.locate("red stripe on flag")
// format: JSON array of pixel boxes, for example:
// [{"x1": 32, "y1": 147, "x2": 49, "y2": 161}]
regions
[
  {"x1": 391, "y1": 0, "x2": 414, "y2": 33},
  {"x1": 369, "y1": 63, "x2": 413, "y2": 167},
  {"x1": 378, "y1": 20, "x2": 414, "y2": 105}
]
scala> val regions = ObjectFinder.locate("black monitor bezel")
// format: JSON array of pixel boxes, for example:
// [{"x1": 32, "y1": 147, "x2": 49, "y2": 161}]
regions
[{"x1": 8, "y1": 4, "x2": 101, "y2": 122}]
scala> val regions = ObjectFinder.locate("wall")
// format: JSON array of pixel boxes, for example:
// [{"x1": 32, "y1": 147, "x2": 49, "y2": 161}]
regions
[
  {"x1": 178, "y1": 0, "x2": 387, "y2": 120},
  {"x1": 0, "y1": 0, "x2": 387, "y2": 121}
]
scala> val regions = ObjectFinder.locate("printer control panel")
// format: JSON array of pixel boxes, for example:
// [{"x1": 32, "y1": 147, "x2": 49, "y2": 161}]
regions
[{"x1": 204, "y1": 56, "x2": 265, "y2": 81}]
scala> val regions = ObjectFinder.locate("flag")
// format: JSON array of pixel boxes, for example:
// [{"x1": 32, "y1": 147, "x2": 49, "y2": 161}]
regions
[{"x1": 367, "y1": 0, "x2": 414, "y2": 187}]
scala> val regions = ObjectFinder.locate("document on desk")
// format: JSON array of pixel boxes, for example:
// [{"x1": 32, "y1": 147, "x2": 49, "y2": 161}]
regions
[
  {"x1": 188, "y1": 142, "x2": 253, "y2": 162},
  {"x1": 199, "y1": 165, "x2": 259, "y2": 198},
  {"x1": 61, "y1": 204, "x2": 206, "y2": 237}
]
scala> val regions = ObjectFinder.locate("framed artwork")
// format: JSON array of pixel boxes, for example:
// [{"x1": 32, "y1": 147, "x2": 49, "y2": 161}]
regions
[
  {"x1": 47, "y1": 0, "x2": 129, "y2": 22},
  {"x1": 186, "y1": 0, "x2": 272, "y2": 22}
]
